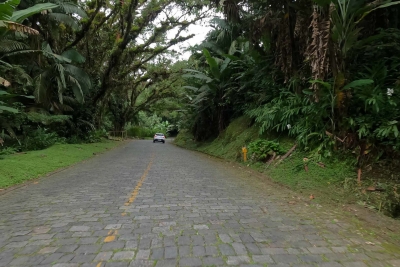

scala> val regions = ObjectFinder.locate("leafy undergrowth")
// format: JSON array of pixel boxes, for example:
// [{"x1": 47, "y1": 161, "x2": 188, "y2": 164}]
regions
[
  {"x1": 0, "y1": 140, "x2": 120, "y2": 188},
  {"x1": 175, "y1": 116, "x2": 400, "y2": 218},
  {"x1": 198, "y1": 116, "x2": 260, "y2": 160}
]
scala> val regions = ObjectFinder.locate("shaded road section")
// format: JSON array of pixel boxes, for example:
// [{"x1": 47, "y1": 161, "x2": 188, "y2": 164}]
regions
[{"x1": 0, "y1": 140, "x2": 399, "y2": 267}]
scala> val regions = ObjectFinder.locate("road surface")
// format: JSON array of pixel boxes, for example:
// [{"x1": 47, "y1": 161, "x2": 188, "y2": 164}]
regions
[{"x1": 0, "y1": 140, "x2": 399, "y2": 267}]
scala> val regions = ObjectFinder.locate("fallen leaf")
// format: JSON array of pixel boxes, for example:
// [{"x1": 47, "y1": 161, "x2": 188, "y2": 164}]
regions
[
  {"x1": 260, "y1": 207, "x2": 268, "y2": 213},
  {"x1": 309, "y1": 194, "x2": 315, "y2": 200},
  {"x1": 365, "y1": 241, "x2": 375, "y2": 245},
  {"x1": 317, "y1": 162, "x2": 325, "y2": 168},
  {"x1": 288, "y1": 201, "x2": 296, "y2": 204}
]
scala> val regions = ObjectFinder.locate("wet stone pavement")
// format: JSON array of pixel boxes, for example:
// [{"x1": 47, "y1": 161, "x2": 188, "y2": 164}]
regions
[{"x1": 0, "y1": 140, "x2": 399, "y2": 267}]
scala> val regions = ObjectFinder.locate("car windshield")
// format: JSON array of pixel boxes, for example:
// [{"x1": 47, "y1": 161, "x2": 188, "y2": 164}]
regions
[{"x1": 155, "y1": 133, "x2": 164, "y2": 136}]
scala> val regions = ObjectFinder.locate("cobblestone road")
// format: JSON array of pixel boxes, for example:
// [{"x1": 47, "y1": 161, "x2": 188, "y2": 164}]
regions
[{"x1": 0, "y1": 140, "x2": 399, "y2": 267}]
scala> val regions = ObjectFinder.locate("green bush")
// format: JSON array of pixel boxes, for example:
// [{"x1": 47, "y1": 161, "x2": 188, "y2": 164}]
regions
[
  {"x1": 86, "y1": 129, "x2": 107, "y2": 143},
  {"x1": 67, "y1": 135, "x2": 83, "y2": 144},
  {"x1": 0, "y1": 147, "x2": 18, "y2": 159},
  {"x1": 22, "y1": 127, "x2": 65, "y2": 151},
  {"x1": 248, "y1": 139, "x2": 285, "y2": 161}
]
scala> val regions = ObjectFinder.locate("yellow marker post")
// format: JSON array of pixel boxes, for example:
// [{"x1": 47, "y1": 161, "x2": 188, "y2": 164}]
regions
[{"x1": 242, "y1": 147, "x2": 248, "y2": 162}]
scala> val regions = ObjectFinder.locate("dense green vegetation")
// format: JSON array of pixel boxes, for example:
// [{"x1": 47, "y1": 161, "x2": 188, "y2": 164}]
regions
[
  {"x1": 1, "y1": 0, "x2": 208, "y2": 152},
  {"x1": 0, "y1": 140, "x2": 118, "y2": 188},
  {"x1": 174, "y1": 0, "x2": 400, "y2": 217}
]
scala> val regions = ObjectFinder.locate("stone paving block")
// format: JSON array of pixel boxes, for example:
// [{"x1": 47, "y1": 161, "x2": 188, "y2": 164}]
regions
[
  {"x1": 307, "y1": 247, "x2": 333, "y2": 254},
  {"x1": 232, "y1": 242, "x2": 247, "y2": 255},
  {"x1": 245, "y1": 242, "x2": 261, "y2": 254},
  {"x1": 298, "y1": 254, "x2": 324, "y2": 263},
  {"x1": 75, "y1": 244, "x2": 100, "y2": 254},
  {"x1": 178, "y1": 236, "x2": 190, "y2": 246},
  {"x1": 331, "y1": 246, "x2": 349, "y2": 253},
  {"x1": 203, "y1": 256, "x2": 224, "y2": 266},
  {"x1": 179, "y1": 257, "x2": 202, "y2": 267},
  {"x1": 252, "y1": 255, "x2": 274, "y2": 263},
  {"x1": 72, "y1": 232, "x2": 92, "y2": 237},
  {"x1": 113, "y1": 251, "x2": 135, "y2": 261},
  {"x1": 205, "y1": 245, "x2": 218, "y2": 256},
  {"x1": 18, "y1": 245, "x2": 41, "y2": 254},
  {"x1": 101, "y1": 241, "x2": 125, "y2": 251},
  {"x1": 240, "y1": 234, "x2": 255, "y2": 243},
  {"x1": 150, "y1": 247, "x2": 164, "y2": 260},
  {"x1": 260, "y1": 247, "x2": 286, "y2": 255},
  {"x1": 155, "y1": 259, "x2": 177, "y2": 267},
  {"x1": 79, "y1": 237, "x2": 99, "y2": 244},
  {"x1": 138, "y1": 238, "x2": 151, "y2": 249},
  {"x1": 342, "y1": 262, "x2": 369, "y2": 267},
  {"x1": 71, "y1": 253, "x2": 97, "y2": 263},
  {"x1": 193, "y1": 224, "x2": 208, "y2": 230},
  {"x1": 191, "y1": 235, "x2": 204, "y2": 246},
  {"x1": 56, "y1": 244, "x2": 78, "y2": 253},
  {"x1": 5, "y1": 241, "x2": 28, "y2": 248},
  {"x1": 30, "y1": 239, "x2": 53, "y2": 246},
  {"x1": 33, "y1": 226, "x2": 51, "y2": 234},
  {"x1": 125, "y1": 241, "x2": 138, "y2": 250},
  {"x1": 219, "y1": 233, "x2": 233, "y2": 243},
  {"x1": 165, "y1": 246, "x2": 178, "y2": 259},
  {"x1": 271, "y1": 254, "x2": 300, "y2": 264},
  {"x1": 193, "y1": 245, "x2": 206, "y2": 256},
  {"x1": 227, "y1": 255, "x2": 251, "y2": 265},
  {"x1": 135, "y1": 249, "x2": 150, "y2": 259},
  {"x1": 179, "y1": 245, "x2": 191, "y2": 257},
  {"x1": 219, "y1": 243, "x2": 236, "y2": 256},
  {"x1": 94, "y1": 251, "x2": 113, "y2": 261},
  {"x1": 38, "y1": 246, "x2": 59, "y2": 254},
  {"x1": 57, "y1": 254, "x2": 75, "y2": 262},
  {"x1": 69, "y1": 226, "x2": 90, "y2": 232},
  {"x1": 53, "y1": 264, "x2": 79, "y2": 267},
  {"x1": 318, "y1": 263, "x2": 344, "y2": 267},
  {"x1": 39, "y1": 253, "x2": 64, "y2": 264},
  {"x1": 52, "y1": 223, "x2": 69, "y2": 228},
  {"x1": 105, "y1": 262, "x2": 129, "y2": 267},
  {"x1": 12, "y1": 230, "x2": 31, "y2": 236},
  {"x1": 129, "y1": 260, "x2": 154, "y2": 267}
]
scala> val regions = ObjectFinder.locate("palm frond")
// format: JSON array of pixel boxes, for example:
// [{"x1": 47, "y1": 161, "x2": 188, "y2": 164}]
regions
[
  {"x1": 68, "y1": 75, "x2": 84, "y2": 103},
  {"x1": 61, "y1": 49, "x2": 85, "y2": 63},
  {"x1": 34, "y1": 71, "x2": 51, "y2": 104},
  {"x1": 57, "y1": 1, "x2": 88, "y2": 19},
  {"x1": 63, "y1": 64, "x2": 91, "y2": 92},
  {"x1": 48, "y1": 13, "x2": 79, "y2": 30},
  {"x1": 62, "y1": 95, "x2": 79, "y2": 105},
  {"x1": 0, "y1": 39, "x2": 29, "y2": 53},
  {"x1": 56, "y1": 76, "x2": 64, "y2": 104},
  {"x1": 0, "y1": 0, "x2": 20, "y2": 21},
  {"x1": 11, "y1": 3, "x2": 58, "y2": 23},
  {"x1": 55, "y1": 63, "x2": 67, "y2": 89},
  {"x1": 0, "y1": 21, "x2": 39, "y2": 35}
]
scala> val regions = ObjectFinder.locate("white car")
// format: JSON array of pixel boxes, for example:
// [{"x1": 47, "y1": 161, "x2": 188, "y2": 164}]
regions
[{"x1": 153, "y1": 133, "x2": 166, "y2": 143}]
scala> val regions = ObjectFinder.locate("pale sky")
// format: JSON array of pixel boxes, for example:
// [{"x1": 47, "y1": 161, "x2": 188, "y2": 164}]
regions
[
  {"x1": 163, "y1": 7, "x2": 217, "y2": 61},
  {"x1": 176, "y1": 22, "x2": 213, "y2": 60}
]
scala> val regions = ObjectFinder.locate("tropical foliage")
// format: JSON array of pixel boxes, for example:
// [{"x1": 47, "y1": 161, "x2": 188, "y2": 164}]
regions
[
  {"x1": 0, "y1": 0, "x2": 210, "y2": 150},
  {"x1": 179, "y1": 0, "x2": 400, "y2": 182}
]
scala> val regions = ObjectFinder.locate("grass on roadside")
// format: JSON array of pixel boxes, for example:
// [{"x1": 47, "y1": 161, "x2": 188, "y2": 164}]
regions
[{"x1": 0, "y1": 140, "x2": 120, "y2": 188}]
